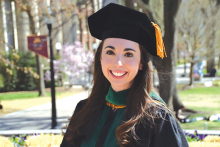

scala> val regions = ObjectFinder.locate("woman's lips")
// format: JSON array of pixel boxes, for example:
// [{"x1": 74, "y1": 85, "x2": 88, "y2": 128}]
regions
[{"x1": 110, "y1": 70, "x2": 128, "y2": 79}]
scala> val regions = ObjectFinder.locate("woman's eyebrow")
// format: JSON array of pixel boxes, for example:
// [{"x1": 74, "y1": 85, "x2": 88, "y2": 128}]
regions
[
  {"x1": 104, "y1": 46, "x2": 136, "y2": 52},
  {"x1": 105, "y1": 46, "x2": 115, "y2": 50},
  {"x1": 124, "y1": 48, "x2": 136, "y2": 52}
]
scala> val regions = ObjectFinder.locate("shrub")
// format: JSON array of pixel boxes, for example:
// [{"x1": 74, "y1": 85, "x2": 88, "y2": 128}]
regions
[{"x1": 0, "y1": 51, "x2": 38, "y2": 92}]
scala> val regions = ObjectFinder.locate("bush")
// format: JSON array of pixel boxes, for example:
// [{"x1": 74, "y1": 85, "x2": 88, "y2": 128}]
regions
[{"x1": 0, "y1": 51, "x2": 38, "y2": 92}]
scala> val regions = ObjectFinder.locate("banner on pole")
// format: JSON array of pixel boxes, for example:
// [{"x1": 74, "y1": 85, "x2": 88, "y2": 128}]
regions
[{"x1": 27, "y1": 35, "x2": 48, "y2": 58}]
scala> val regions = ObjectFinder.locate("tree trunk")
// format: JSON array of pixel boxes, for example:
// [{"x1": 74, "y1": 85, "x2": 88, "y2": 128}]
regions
[
  {"x1": 172, "y1": 29, "x2": 184, "y2": 111},
  {"x1": 26, "y1": 5, "x2": 46, "y2": 96},
  {"x1": 177, "y1": 50, "x2": 179, "y2": 64},
  {"x1": 0, "y1": 0, "x2": 5, "y2": 52},
  {"x1": 172, "y1": 82, "x2": 184, "y2": 111},
  {"x1": 125, "y1": 0, "x2": 134, "y2": 9},
  {"x1": 153, "y1": 0, "x2": 182, "y2": 110},
  {"x1": 15, "y1": 2, "x2": 27, "y2": 53},
  {"x1": 142, "y1": 0, "x2": 150, "y2": 5},
  {"x1": 78, "y1": 6, "x2": 85, "y2": 47},
  {"x1": 206, "y1": 58, "x2": 215, "y2": 74},
  {"x1": 189, "y1": 62, "x2": 194, "y2": 86},
  {"x1": 4, "y1": 0, "x2": 15, "y2": 51},
  {"x1": 35, "y1": 54, "x2": 46, "y2": 96},
  {"x1": 135, "y1": 0, "x2": 155, "y2": 22},
  {"x1": 218, "y1": 53, "x2": 220, "y2": 69},
  {"x1": 86, "y1": 3, "x2": 92, "y2": 51},
  {"x1": 61, "y1": 0, "x2": 77, "y2": 45},
  {"x1": 102, "y1": 0, "x2": 118, "y2": 7},
  {"x1": 183, "y1": 52, "x2": 187, "y2": 75}
]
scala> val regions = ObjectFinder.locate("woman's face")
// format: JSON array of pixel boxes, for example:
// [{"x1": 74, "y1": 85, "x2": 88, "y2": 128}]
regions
[{"x1": 100, "y1": 38, "x2": 142, "y2": 92}]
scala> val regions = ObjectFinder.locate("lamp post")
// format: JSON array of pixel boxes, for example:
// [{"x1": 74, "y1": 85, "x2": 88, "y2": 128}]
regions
[
  {"x1": 44, "y1": 7, "x2": 57, "y2": 129},
  {"x1": 55, "y1": 42, "x2": 62, "y2": 55}
]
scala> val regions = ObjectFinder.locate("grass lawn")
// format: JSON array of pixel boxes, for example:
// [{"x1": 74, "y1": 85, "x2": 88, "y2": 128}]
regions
[
  {"x1": 178, "y1": 85, "x2": 220, "y2": 130},
  {"x1": 0, "y1": 91, "x2": 62, "y2": 101},
  {"x1": 0, "y1": 87, "x2": 86, "y2": 116}
]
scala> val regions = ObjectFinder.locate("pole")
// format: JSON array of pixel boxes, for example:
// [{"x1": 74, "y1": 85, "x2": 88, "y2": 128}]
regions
[{"x1": 47, "y1": 23, "x2": 57, "y2": 129}]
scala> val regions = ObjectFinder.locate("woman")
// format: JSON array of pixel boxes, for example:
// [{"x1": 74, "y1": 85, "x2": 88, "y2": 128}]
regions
[{"x1": 61, "y1": 3, "x2": 189, "y2": 147}]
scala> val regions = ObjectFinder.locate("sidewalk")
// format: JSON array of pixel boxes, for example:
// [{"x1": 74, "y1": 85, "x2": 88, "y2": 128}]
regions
[{"x1": 0, "y1": 90, "x2": 89, "y2": 130}]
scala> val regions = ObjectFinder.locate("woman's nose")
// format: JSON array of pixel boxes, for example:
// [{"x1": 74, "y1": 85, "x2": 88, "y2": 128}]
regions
[{"x1": 114, "y1": 56, "x2": 123, "y2": 67}]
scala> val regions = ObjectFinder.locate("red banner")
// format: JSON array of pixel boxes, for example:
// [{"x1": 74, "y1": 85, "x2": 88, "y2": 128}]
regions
[{"x1": 27, "y1": 35, "x2": 48, "y2": 58}]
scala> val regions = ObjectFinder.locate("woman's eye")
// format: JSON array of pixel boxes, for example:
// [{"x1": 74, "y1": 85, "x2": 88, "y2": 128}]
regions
[
  {"x1": 106, "y1": 50, "x2": 114, "y2": 55},
  {"x1": 125, "y1": 52, "x2": 133, "y2": 57}
]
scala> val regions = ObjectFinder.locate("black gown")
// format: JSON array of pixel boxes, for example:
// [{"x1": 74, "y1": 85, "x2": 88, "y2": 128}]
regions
[{"x1": 60, "y1": 99, "x2": 189, "y2": 147}]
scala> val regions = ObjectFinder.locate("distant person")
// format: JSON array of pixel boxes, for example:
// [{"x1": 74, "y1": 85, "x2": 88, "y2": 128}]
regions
[
  {"x1": 60, "y1": 3, "x2": 189, "y2": 147},
  {"x1": 210, "y1": 66, "x2": 217, "y2": 77}
]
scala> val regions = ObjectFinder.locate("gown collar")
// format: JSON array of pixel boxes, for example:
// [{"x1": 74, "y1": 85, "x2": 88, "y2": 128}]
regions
[{"x1": 105, "y1": 86, "x2": 130, "y2": 108}]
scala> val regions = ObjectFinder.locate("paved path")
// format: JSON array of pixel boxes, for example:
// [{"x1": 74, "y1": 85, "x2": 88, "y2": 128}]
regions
[{"x1": 0, "y1": 90, "x2": 89, "y2": 131}]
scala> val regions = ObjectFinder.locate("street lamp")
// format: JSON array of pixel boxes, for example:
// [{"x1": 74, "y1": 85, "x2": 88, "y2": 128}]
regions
[
  {"x1": 43, "y1": 7, "x2": 57, "y2": 129},
  {"x1": 55, "y1": 42, "x2": 62, "y2": 55}
]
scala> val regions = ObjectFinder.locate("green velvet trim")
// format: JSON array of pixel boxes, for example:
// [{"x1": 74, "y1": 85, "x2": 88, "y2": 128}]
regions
[
  {"x1": 80, "y1": 105, "x2": 110, "y2": 147},
  {"x1": 150, "y1": 91, "x2": 165, "y2": 104},
  {"x1": 105, "y1": 86, "x2": 130, "y2": 106},
  {"x1": 105, "y1": 86, "x2": 165, "y2": 106},
  {"x1": 103, "y1": 108, "x2": 125, "y2": 147}
]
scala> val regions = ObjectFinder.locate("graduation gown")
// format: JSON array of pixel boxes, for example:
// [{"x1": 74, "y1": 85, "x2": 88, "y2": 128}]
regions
[{"x1": 60, "y1": 99, "x2": 189, "y2": 147}]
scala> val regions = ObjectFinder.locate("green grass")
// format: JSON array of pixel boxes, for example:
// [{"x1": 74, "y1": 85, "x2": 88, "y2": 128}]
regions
[
  {"x1": 217, "y1": 69, "x2": 220, "y2": 76},
  {"x1": 180, "y1": 121, "x2": 220, "y2": 130},
  {"x1": 179, "y1": 86, "x2": 220, "y2": 130},
  {"x1": 179, "y1": 86, "x2": 220, "y2": 95},
  {"x1": 203, "y1": 69, "x2": 207, "y2": 74},
  {"x1": 0, "y1": 91, "x2": 61, "y2": 101},
  {"x1": 0, "y1": 74, "x2": 3, "y2": 88}
]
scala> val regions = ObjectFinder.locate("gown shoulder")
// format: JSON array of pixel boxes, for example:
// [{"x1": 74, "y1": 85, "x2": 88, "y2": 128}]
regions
[
  {"x1": 60, "y1": 99, "x2": 88, "y2": 147},
  {"x1": 145, "y1": 106, "x2": 189, "y2": 147}
]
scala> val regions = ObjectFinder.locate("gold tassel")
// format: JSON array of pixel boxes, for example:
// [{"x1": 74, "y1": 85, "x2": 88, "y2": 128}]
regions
[{"x1": 151, "y1": 22, "x2": 167, "y2": 59}]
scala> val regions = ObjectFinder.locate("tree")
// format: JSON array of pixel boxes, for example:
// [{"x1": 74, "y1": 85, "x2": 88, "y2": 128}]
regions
[
  {"x1": 102, "y1": 0, "x2": 118, "y2": 7},
  {"x1": 4, "y1": 0, "x2": 15, "y2": 52},
  {"x1": 15, "y1": 1, "x2": 27, "y2": 53},
  {"x1": 135, "y1": 0, "x2": 183, "y2": 112},
  {"x1": 157, "y1": 0, "x2": 183, "y2": 111},
  {"x1": 176, "y1": 0, "x2": 220, "y2": 85},
  {"x1": 15, "y1": 0, "x2": 46, "y2": 96},
  {"x1": 0, "y1": 0, "x2": 5, "y2": 52},
  {"x1": 204, "y1": 1, "x2": 220, "y2": 74},
  {"x1": 125, "y1": 0, "x2": 134, "y2": 9},
  {"x1": 60, "y1": 0, "x2": 78, "y2": 45}
]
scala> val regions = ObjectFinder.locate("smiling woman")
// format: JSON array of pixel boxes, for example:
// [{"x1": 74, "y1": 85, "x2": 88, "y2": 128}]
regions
[
  {"x1": 60, "y1": 3, "x2": 189, "y2": 147},
  {"x1": 101, "y1": 38, "x2": 142, "y2": 92}
]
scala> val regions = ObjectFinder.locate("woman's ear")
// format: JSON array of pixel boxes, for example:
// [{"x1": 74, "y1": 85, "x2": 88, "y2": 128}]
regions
[{"x1": 139, "y1": 63, "x2": 143, "y2": 70}]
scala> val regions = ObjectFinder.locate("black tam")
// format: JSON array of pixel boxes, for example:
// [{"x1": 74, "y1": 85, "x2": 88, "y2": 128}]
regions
[{"x1": 88, "y1": 3, "x2": 167, "y2": 59}]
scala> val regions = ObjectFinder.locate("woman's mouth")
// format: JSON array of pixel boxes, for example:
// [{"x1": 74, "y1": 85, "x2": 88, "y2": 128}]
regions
[{"x1": 110, "y1": 70, "x2": 128, "y2": 79}]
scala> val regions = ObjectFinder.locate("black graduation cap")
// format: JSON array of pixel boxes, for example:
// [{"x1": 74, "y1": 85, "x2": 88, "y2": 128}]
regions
[{"x1": 88, "y1": 3, "x2": 166, "y2": 59}]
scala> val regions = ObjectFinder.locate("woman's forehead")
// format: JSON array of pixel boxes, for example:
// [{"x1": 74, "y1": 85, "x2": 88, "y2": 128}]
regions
[{"x1": 103, "y1": 38, "x2": 139, "y2": 49}]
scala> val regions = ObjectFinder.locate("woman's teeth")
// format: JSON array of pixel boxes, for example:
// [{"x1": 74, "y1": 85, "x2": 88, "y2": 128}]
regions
[{"x1": 111, "y1": 71, "x2": 127, "y2": 76}]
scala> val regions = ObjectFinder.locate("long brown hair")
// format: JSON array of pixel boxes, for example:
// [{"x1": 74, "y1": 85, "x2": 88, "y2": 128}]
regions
[{"x1": 65, "y1": 40, "x2": 162, "y2": 146}]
